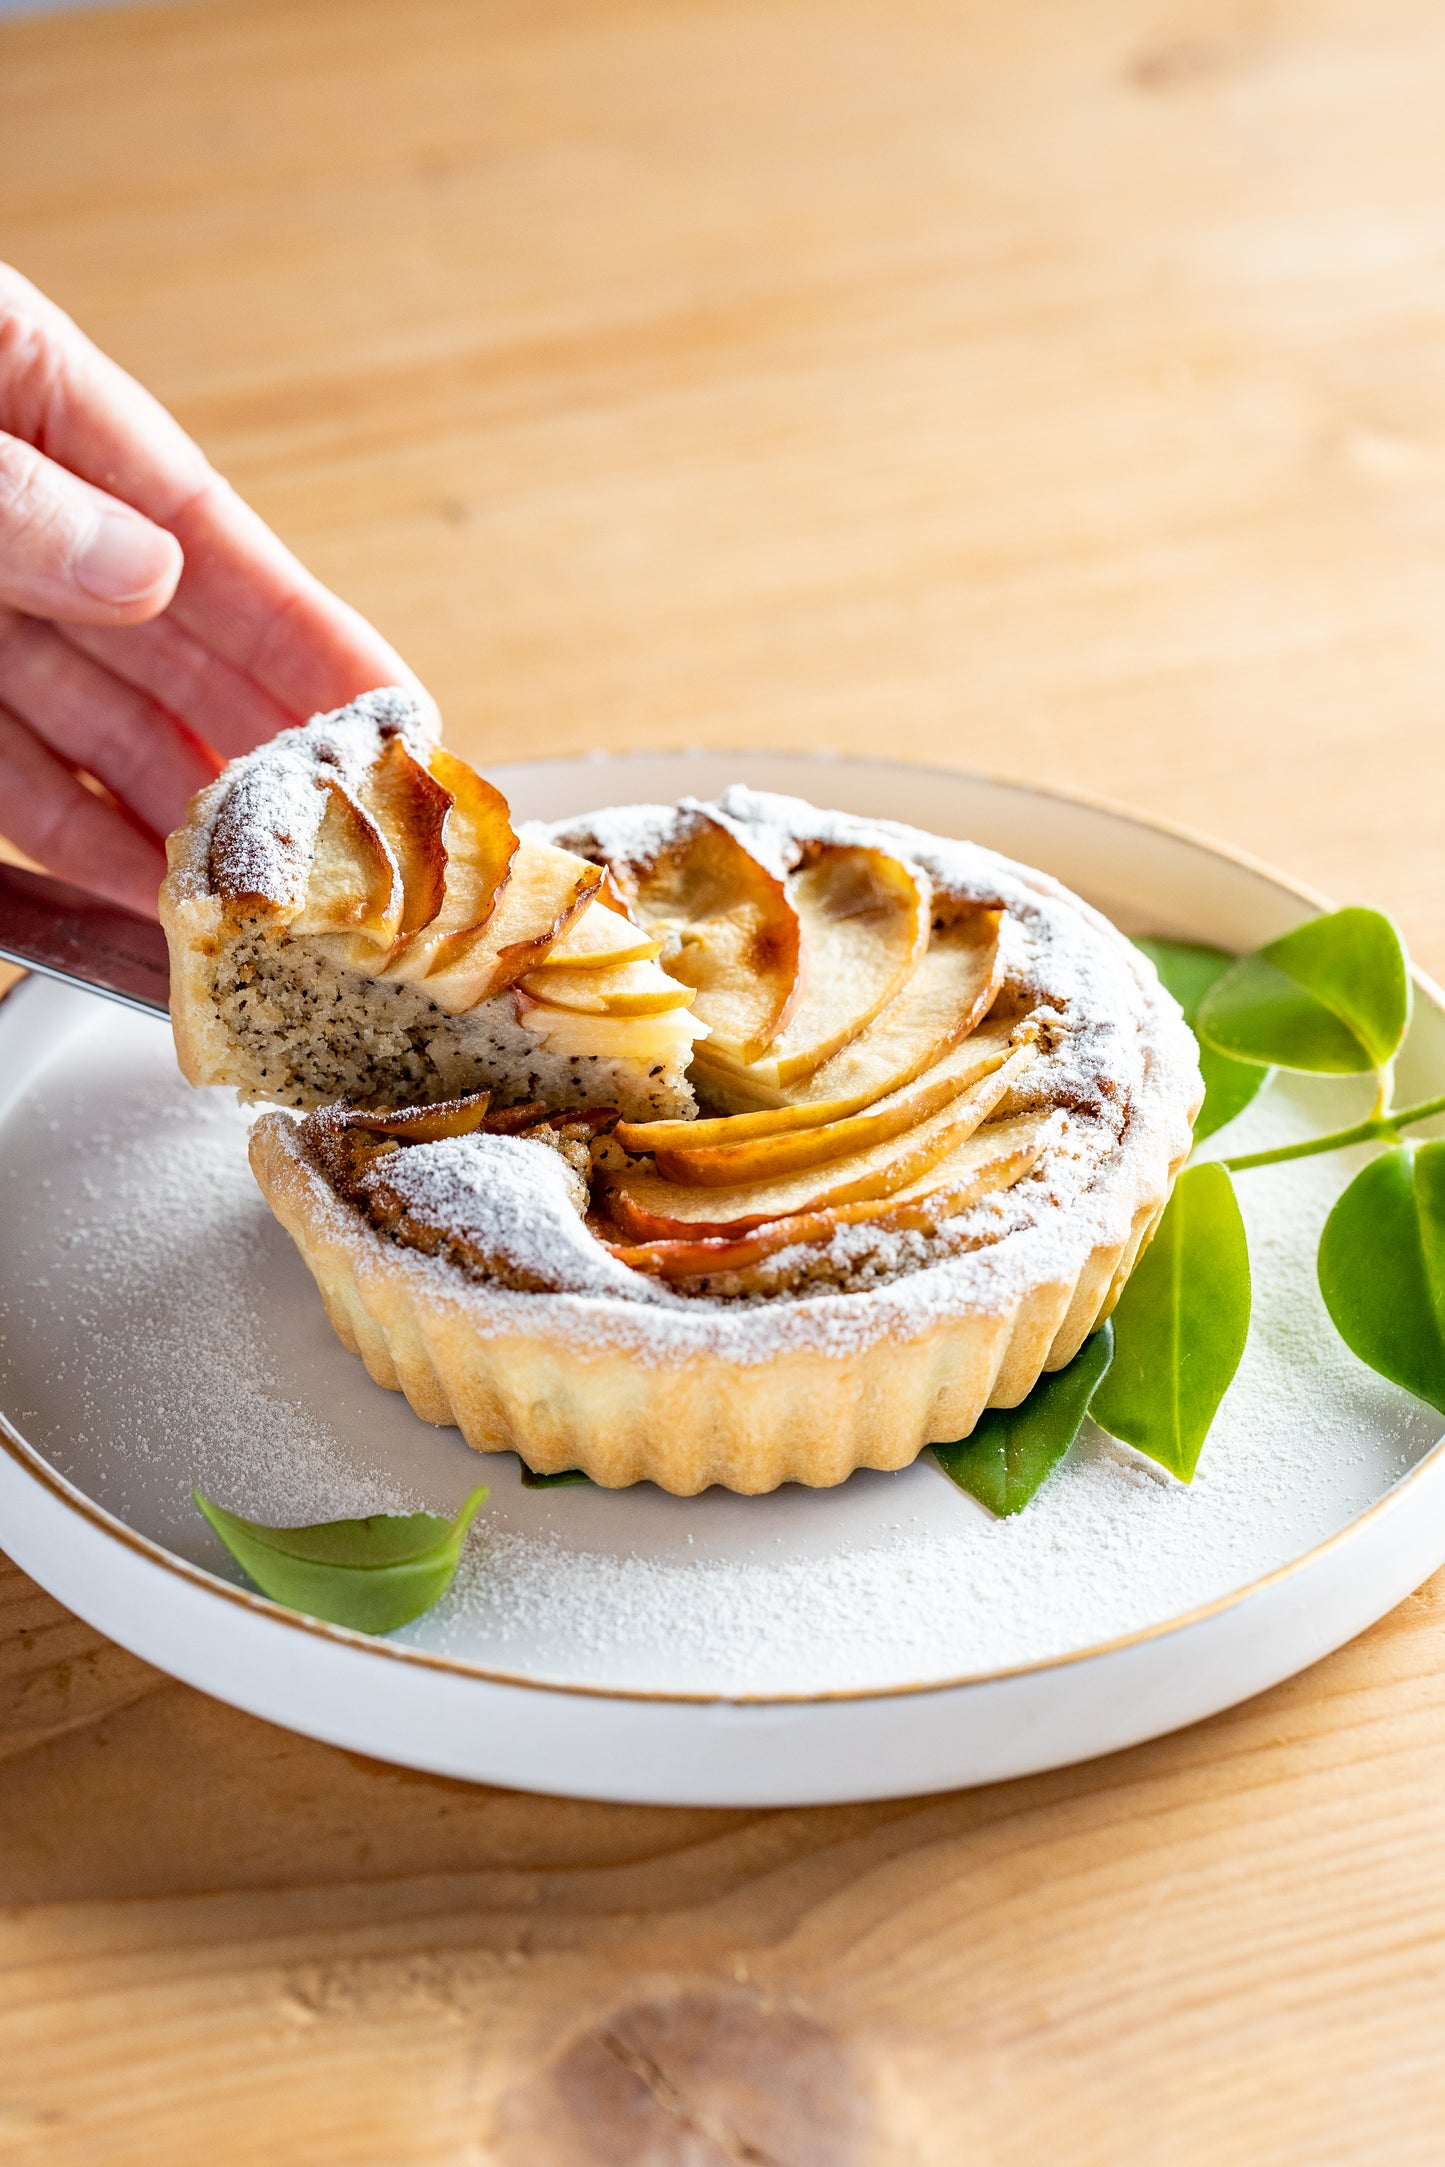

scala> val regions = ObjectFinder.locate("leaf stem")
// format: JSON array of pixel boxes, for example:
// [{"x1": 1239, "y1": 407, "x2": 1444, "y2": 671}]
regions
[{"x1": 1222, "y1": 1090, "x2": 1445, "y2": 1173}]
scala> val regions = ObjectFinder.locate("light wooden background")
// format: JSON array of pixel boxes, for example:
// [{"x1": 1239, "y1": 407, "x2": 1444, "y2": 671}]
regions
[{"x1": 4, "y1": 1, "x2": 1445, "y2": 2160}]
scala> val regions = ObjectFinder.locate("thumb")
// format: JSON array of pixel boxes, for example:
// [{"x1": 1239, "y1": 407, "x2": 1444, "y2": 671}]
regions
[{"x1": 0, "y1": 430, "x2": 182, "y2": 624}]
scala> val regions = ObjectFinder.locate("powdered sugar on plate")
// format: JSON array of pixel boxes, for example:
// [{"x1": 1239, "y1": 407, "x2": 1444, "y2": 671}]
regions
[{"x1": 0, "y1": 981, "x2": 1438, "y2": 1699}]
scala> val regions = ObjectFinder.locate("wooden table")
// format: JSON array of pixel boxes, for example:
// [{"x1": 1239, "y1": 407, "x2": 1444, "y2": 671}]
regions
[{"x1": 4, "y1": 1, "x2": 1445, "y2": 2158}]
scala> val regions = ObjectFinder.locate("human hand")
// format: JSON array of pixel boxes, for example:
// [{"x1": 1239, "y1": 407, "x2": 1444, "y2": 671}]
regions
[{"x1": 0, "y1": 265, "x2": 427, "y2": 917}]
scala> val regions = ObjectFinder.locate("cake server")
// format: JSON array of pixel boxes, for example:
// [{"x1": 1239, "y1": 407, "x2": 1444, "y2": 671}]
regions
[{"x1": 0, "y1": 861, "x2": 169, "y2": 1017}]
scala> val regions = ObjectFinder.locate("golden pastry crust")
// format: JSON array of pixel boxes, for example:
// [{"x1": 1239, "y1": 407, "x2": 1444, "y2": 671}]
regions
[{"x1": 250, "y1": 1108, "x2": 1184, "y2": 1494}]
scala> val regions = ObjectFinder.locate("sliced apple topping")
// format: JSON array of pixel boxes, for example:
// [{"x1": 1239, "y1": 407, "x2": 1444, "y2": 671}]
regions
[
  {"x1": 479, "y1": 841, "x2": 605, "y2": 972},
  {"x1": 358, "y1": 733, "x2": 453, "y2": 945},
  {"x1": 518, "y1": 956, "x2": 695, "y2": 1017},
  {"x1": 390, "y1": 840, "x2": 603, "y2": 1017},
  {"x1": 604, "y1": 1038, "x2": 1037, "y2": 1240},
  {"x1": 649, "y1": 1013, "x2": 1035, "y2": 1185},
  {"x1": 291, "y1": 777, "x2": 403, "y2": 960},
  {"x1": 630, "y1": 907, "x2": 1002, "y2": 1147},
  {"x1": 515, "y1": 991, "x2": 707, "y2": 1066},
  {"x1": 341, "y1": 1089, "x2": 493, "y2": 1142},
  {"x1": 701, "y1": 842, "x2": 930, "y2": 1091},
  {"x1": 531, "y1": 899, "x2": 662, "y2": 971},
  {"x1": 620, "y1": 815, "x2": 802, "y2": 1065},
  {"x1": 606, "y1": 1112, "x2": 1055, "y2": 1283},
  {"x1": 376, "y1": 747, "x2": 518, "y2": 991}
]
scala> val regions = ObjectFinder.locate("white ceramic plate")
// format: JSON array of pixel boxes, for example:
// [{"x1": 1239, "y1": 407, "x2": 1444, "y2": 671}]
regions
[{"x1": 3, "y1": 753, "x2": 1444, "y2": 1807}]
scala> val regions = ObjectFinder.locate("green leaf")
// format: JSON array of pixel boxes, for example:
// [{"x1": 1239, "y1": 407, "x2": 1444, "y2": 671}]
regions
[
  {"x1": 193, "y1": 1486, "x2": 487, "y2": 1633},
  {"x1": 932, "y1": 1322, "x2": 1114, "y2": 1516},
  {"x1": 1196, "y1": 907, "x2": 1410, "y2": 1075},
  {"x1": 1318, "y1": 1141, "x2": 1445, "y2": 1416},
  {"x1": 1134, "y1": 937, "x2": 1270, "y2": 1141},
  {"x1": 1090, "y1": 1160, "x2": 1251, "y2": 1481},
  {"x1": 519, "y1": 1463, "x2": 592, "y2": 1488}
]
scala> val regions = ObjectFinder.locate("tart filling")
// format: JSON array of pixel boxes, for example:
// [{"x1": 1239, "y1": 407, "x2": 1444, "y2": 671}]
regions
[{"x1": 288, "y1": 1034, "x2": 1061, "y2": 1305}]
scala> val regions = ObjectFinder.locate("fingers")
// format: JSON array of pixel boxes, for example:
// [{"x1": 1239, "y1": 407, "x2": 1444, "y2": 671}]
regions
[
  {"x1": 0, "y1": 608, "x2": 218, "y2": 836},
  {"x1": 61, "y1": 613, "x2": 298, "y2": 759},
  {"x1": 0, "y1": 267, "x2": 429, "y2": 723},
  {"x1": 63, "y1": 543, "x2": 426, "y2": 763},
  {"x1": 0, "y1": 702, "x2": 168, "y2": 917},
  {"x1": 165, "y1": 472, "x2": 431, "y2": 726},
  {"x1": 0, "y1": 265, "x2": 209, "y2": 520},
  {"x1": 0, "y1": 432, "x2": 182, "y2": 624},
  {"x1": 1, "y1": 265, "x2": 433, "y2": 754},
  {"x1": 0, "y1": 267, "x2": 433, "y2": 920}
]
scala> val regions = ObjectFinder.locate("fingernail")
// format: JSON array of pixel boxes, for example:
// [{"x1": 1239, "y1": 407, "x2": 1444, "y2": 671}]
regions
[{"x1": 73, "y1": 509, "x2": 181, "y2": 606}]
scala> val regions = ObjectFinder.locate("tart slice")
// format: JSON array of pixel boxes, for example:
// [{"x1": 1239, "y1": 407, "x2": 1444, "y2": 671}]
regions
[{"x1": 160, "y1": 690, "x2": 705, "y2": 1121}]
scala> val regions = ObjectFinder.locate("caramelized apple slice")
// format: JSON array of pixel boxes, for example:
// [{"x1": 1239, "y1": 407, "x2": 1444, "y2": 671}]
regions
[
  {"x1": 652, "y1": 1013, "x2": 1034, "y2": 1185},
  {"x1": 517, "y1": 957, "x2": 694, "y2": 1017},
  {"x1": 703, "y1": 843, "x2": 929, "y2": 1089},
  {"x1": 530, "y1": 899, "x2": 663, "y2": 971},
  {"x1": 291, "y1": 777, "x2": 402, "y2": 958},
  {"x1": 413, "y1": 841, "x2": 605, "y2": 1015},
  {"x1": 605, "y1": 1040, "x2": 1036, "y2": 1239},
  {"x1": 342, "y1": 1090, "x2": 492, "y2": 1141},
  {"x1": 357, "y1": 733, "x2": 453, "y2": 945},
  {"x1": 480, "y1": 842, "x2": 604, "y2": 971},
  {"x1": 624, "y1": 815, "x2": 801, "y2": 1064},
  {"x1": 608, "y1": 1113, "x2": 1055, "y2": 1282},
  {"x1": 380, "y1": 746, "x2": 518, "y2": 989},
  {"x1": 622, "y1": 909, "x2": 1003, "y2": 1147},
  {"x1": 515, "y1": 990, "x2": 706, "y2": 1064}
]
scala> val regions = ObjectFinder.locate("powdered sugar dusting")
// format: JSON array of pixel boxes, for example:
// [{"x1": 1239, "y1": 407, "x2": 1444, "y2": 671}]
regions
[
  {"x1": 362, "y1": 1130, "x2": 654, "y2": 1299},
  {"x1": 179, "y1": 688, "x2": 434, "y2": 910},
  {"x1": 0, "y1": 1042, "x2": 420, "y2": 1531},
  {"x1": 540, "y1": 801, "x2": 683, "y2": 873}
]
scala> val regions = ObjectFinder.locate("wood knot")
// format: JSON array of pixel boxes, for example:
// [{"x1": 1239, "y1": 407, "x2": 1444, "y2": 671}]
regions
[
  {"x1": 496, "y1": 1984, "x2": 873, "y2": 2165},
  {"x1": 1125, "y1": 34, "x2": 1230, "y2": 91}
]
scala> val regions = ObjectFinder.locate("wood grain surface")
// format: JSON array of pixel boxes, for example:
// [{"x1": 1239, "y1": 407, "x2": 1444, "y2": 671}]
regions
[{"x1": 4, "y1": 0, "x2": 1445, "y2": 2159}]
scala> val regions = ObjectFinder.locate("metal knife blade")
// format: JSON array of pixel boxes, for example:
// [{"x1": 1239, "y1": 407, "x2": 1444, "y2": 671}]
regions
[{"x1": 0, "y1": 861, "x2": 170, "y2": 1017}]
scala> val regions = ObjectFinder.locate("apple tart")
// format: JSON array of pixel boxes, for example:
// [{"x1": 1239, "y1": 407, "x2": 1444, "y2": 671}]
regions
[{"x1": 188, "y1": 715, "x2": 1203, "y2": 1494}]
